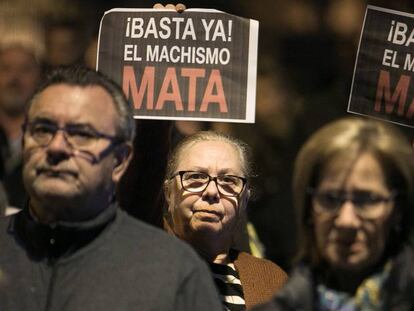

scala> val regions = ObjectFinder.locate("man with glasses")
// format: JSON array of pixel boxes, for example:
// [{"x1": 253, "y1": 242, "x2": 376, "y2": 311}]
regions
[{"x1": 0, "y1": 66, "x2": 222, "y2": 310}]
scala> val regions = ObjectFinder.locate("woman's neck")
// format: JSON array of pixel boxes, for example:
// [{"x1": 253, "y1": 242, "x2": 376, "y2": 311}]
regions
[
  {"x1": 194, "y1": 243, "x2": 230, "y2": 263},
  {"x1": 185, "y1": 233, "x2": 231, "y2": 264},
  {"x1": 325, "y1": 269, "x2": 366, "y2": 294}
]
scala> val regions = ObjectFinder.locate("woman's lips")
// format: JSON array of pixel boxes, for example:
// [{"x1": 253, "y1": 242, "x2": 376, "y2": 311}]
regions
[
  {"x1": 193, "y1": 209, "x2": 223, "y2": 221},
  {"x1": 334, "y1": 238, "x2": 364, "y2": 253}
]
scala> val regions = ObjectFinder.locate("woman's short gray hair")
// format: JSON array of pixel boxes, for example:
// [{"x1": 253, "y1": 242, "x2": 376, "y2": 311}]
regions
[{"x1": 166, "y1": 131, "x2": 253, "y2": 180}]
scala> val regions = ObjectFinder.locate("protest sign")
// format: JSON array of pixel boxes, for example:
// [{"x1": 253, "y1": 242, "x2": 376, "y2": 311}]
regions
[
  {"x1": 97, "y1": 8, "x2": 258, "y2": 123},
  {"x1": 348, "y1": 5, "x2": 414, "y2": 128}
]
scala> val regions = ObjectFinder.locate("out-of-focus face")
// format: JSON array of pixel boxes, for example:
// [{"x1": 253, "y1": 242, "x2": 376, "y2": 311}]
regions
[
  {"x1": 22, "y1": 84, "x2": 127, "y2": 222},
  {"x1": 312, "y1": 152, "x2": 396, "y2": 272},
  {"x1": 0, "y1": 47, "x2": 40, "y2": 116},
  {"x1": 166, "y1": 140, "x2": 247, "y2": 250},
  {"x1": 46, "y1": 27, "x2": 81, "y2": 66}
]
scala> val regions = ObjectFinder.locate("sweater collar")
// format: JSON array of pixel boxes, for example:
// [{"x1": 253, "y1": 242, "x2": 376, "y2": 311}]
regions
[{"x1": 9, "y1": 203, "x2": 117, "y2": 261}]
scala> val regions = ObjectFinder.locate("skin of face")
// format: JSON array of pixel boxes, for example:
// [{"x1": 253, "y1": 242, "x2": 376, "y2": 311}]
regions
[
  {"x1": 165, "y1": 140, "x2": 247, "y2": 261},
  {"x1": 22, "y1": 84, "x2": 130, "y2": 223},
  {"x1": 0, "y1": 47, "x2": 40, "y2": 115},
  {"x1": 312, "y1": 152, "x2": 396, "y2": 273}
]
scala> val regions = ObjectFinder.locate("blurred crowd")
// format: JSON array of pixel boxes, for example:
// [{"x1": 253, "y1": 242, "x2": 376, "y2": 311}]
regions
[{"x1": 1, "y1": 0, "x2": 414, "y2": 271}]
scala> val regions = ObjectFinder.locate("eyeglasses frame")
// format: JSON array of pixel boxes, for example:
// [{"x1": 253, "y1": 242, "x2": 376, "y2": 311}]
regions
[
  {"x1": 22, "y1": 119, "x2": 124, "y2": 164},
  {"x1": 170, "y1": 170, "x2": 247, "y2": 197}
]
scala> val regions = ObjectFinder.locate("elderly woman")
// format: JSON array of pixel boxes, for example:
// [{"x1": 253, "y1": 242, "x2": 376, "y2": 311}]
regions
[
  {"x1": 255, "y1": 117, "x2": 414, "y2": 311},
  {"x1": 164, "y1": 131, "x2": 287, "y2": 310}
]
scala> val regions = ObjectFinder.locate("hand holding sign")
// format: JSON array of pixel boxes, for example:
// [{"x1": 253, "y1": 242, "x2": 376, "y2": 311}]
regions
[{"x1": 153, "y1": 3, "x2": 186, "y2": 13}]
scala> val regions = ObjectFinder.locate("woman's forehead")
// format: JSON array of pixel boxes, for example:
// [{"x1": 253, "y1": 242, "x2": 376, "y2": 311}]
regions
[
  {"x1": 319, "y1": 152, "x2": 386, "y2": 189},
  {"x1": 177, "y1": 140, "x2": 242, "y2": 170}
]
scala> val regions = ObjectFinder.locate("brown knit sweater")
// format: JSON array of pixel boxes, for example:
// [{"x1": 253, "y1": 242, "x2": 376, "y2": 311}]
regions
[{"x1": 233, "y1": 251, "x2": 288, "y2": 310}]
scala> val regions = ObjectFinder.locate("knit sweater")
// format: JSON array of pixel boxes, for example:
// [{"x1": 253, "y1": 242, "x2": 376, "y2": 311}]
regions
[
  {"x1": 233, "y1": 251, "x2": 288, "y2": 309},
  {"x1": 0, "y1": 206, "x2": 223, "y2": 310}
]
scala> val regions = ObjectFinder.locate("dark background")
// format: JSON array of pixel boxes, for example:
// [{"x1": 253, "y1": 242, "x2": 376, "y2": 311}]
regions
[{"x1": 2, "y1": 0, "x2": 414, "y2": 270}]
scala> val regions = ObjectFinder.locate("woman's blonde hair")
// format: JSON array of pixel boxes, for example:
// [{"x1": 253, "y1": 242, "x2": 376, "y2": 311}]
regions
[{"x1": 294, "y1": 117, "x2": 414, "y2": 266}]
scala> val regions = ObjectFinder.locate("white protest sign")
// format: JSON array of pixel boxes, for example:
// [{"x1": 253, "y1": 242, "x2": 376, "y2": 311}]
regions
[{"x1": 97, "y1": 8, "x2": 259, "y2": 123}]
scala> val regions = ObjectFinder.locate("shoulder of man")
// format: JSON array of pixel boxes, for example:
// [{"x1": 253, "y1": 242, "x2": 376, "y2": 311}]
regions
[
  {"x1": 102, "y1": 208, "x2": 221, "y2": 282},
  {"x1": 106, "y1": 209, "x2": 222, "y2": 310},
  {"x1": 113, "y1": 209, "x2": 202, "y2": 257}
]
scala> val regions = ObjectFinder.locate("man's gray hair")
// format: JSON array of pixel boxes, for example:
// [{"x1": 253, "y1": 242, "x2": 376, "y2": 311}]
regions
[{"x1": 29, "y1": 66, "x2": 135, "y2": 142}]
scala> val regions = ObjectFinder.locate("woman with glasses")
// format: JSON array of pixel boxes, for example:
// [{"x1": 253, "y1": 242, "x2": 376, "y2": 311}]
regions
[
  {"x1": 254, "y1": 117, "x2": 414, "y2": 311},
  {"x1": 164, "y1": 131, "x2": 287, "y2": 310}
]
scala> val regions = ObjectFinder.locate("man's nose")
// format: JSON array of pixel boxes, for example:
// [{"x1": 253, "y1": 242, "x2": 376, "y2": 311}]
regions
[
  {"x1": 334, "y1": 201, "x2": 362, "y2": 228},
  {"x1": 46, "y1": 130, "x2": 73, "y2": 162}
]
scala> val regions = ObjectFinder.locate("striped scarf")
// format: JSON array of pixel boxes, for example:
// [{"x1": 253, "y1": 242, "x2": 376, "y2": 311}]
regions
[{"x1": 209, "y1": 262, "x2": 246, "y2": 311}]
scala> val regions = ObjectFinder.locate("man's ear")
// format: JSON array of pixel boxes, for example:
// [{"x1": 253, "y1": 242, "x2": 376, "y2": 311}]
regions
[{"x1": 112, "y1": 143, "x2": 133, "y2": 183}]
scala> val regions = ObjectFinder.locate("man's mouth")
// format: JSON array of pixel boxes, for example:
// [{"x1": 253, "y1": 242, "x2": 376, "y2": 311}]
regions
[{"x1": 36, "y1": 168, "x2": 78, "y2": 178}]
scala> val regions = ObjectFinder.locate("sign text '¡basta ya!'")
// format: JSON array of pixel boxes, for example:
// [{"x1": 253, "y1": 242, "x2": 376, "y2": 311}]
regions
[
  {"x1": 123, "y1": 17, "x2": 232, "y2": 64},
  {"x1": 375, "y1": 20, "x2": 414, "y2": 118},
  {"x1": 121, "y1": 16, "x2": 233, "y2": 113}
]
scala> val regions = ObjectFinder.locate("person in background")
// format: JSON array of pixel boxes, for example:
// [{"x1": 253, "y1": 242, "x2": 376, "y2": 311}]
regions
[
  {"x1": 254, "y1": 117, "x2": 414, "y2": 311},
  {"x1": 164, "y1": 131, "x2": 288, "y2": 310},
  {"x1": 45, "y1": 18, "x2": 87, "y2": 68},
  {"x1": 0, "y1": 66, "x2": 222, "y2": 310},
  {"x1": 0, "y1": 17, "x2": 44, "y2": 210}
]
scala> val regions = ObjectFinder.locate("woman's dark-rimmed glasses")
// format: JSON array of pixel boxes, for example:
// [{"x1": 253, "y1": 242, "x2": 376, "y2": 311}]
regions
[{"x1": 170, "y1": 171, "x2": 247, "y2": 197}]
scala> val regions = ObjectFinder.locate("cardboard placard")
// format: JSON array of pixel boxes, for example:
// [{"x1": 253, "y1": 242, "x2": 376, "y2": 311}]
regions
[
  {"x1": 97, "y1": 8, "x2": 259, "y2": 123},
  {"x1": 349, "y1": 5, "x2": 414, "y2": 128}
]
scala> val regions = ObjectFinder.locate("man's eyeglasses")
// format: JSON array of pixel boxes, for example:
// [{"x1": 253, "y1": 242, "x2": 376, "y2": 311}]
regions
[
  {"x1": 309, "y1": 189, "x2": 396, "y2": 219},
  {"x1": 23, "y1": 120, "x2": 123, "y2": 163},
  {"x1": 170, "y1": 171, "x2": 247, "y2": 197}
]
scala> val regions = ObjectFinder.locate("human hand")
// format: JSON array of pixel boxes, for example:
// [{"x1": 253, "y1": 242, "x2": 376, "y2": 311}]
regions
[{"x1": 153, "y1": 3, "x2": 186, "y2": 13}]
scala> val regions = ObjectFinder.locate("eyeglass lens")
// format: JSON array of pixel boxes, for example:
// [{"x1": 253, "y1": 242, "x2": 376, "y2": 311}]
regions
[{"x1": 312, "y1": 190, "x2": 394, "y2": 217}]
